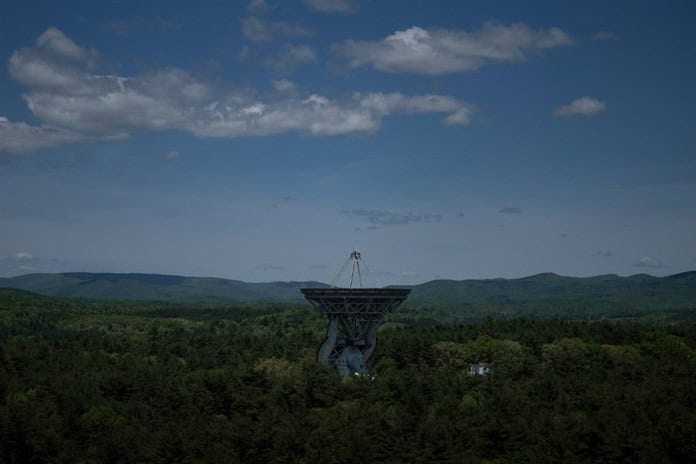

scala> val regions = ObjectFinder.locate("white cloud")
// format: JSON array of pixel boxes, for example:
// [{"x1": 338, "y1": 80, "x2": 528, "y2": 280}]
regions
[
  {"x1": 0, "y1": 117, "x2": 86, "y2": 156},
  {"x1": 1, "y1": 28, "x2": 476, "y2": 155},
  {"x1": 332, "y1": 22, "x2": 572, "y2": 75},
  {"x1": 191, "y1": 91, "x2": 474, "y2": 138},
  {"x1": 444, "y1": 108, "x2": 475, "y2": 126},
  {"x1": 241, "y1": 17, "x2": 312, "y2": 43},
  {"x1": 358, "y1": 92, "x2": 476, "y2": 126},
  {"x1": 632, "y1": 256, "x2": 669, "y2": 269},
  {"x1": 35, "y1": 27, "x2": 98, "y2": 62},
  {"x1": 554, "y1": 96, "x2": 606, "y2": 118},
  {"x1": 360, "y1": 92, "x2": 460, "y2": 114},
  {"x1": 14, "y1": 252, "x2": 34, "y2": 261},
  {"x1": 164, "y1": 150, "x2": 180, "y2": 159},
  {"x1": 304, "y1": 0, "x2": 355, "y2": 13},
  {"x1": 272, "y1": 78, "x2": 297, "y2": 94}
]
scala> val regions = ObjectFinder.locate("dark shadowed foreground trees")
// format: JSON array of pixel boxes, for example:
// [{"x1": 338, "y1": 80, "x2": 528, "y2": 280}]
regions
[{"x1": 0, "y1": 289, "x2": 694, "y2": 463}]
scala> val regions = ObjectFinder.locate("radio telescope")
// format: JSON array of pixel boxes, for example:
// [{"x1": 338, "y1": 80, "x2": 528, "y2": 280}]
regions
[{"x1": 301, "y1": 250, "x2": 410, "y2": 378}]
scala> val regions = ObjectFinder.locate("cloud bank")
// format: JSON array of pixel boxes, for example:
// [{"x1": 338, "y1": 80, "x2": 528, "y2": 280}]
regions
[
  {"x1": 1, "y1": 28, "x2": 477, "y2": 155},
  {"x1": 333, "y1": 22, "x2": 572, "y2": 75}
]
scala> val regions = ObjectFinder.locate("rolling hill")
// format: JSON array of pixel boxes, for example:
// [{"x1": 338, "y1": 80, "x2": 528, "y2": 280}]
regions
[
  {"x1": 0, "y1": 272, "x2": 327, "y2": 302},
  {"x1": 407, "y1": 272, "x2": 696, "y2": 305},
  {"x1": 1, "y1": 271, "x2": 695, "y2": 310}
]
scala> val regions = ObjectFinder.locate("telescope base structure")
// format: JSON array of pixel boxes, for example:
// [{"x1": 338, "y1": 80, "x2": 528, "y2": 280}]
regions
[{"x1": 301, "y1": 288, "x2": 410, "y2": 378}]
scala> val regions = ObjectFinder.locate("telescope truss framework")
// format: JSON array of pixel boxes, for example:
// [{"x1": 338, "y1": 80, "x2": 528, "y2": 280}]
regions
[{"x1": 302, "y1": 251, "x2": 410, "y2": 378}]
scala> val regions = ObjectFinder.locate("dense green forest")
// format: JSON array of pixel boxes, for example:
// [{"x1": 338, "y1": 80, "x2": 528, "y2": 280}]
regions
[{"x1": 1, "y1": 288, "x2": 695, "y2": 463}]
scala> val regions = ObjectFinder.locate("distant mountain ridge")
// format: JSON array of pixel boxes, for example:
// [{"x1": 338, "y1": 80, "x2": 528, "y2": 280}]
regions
[
  {"x1": 0, "y1": 272, "x2": 327, "y2": 302},
  {"x1": 407, "y1": 271, "x2": 696, "y2": 306},
  {"x1": 0, "y1": 271, "x2": 695, "y2": 307}
]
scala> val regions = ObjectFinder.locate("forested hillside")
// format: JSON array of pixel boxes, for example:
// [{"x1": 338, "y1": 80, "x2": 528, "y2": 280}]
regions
[
  {"x1": 1, "y1": 271, "x2": 695, "y2": 321},
  {"x1": 403, "y1": 271, "x2": 696, "y2": 320},
  {"x1": 1, "y1": 289, "x2": 694, "y2": 463},
  {"x1": 0, "y1": 273, "x2": 326, "y2": 302}
]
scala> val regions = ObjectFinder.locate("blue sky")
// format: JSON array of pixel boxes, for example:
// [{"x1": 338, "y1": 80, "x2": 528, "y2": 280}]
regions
[{"x1": 1, "y1": 0, "x2": 695, "y2": 283}]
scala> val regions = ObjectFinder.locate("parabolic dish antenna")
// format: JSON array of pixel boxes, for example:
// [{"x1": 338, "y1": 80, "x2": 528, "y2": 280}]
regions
[{"x1": 301, "y1": 250, "x2": 410, "y2": 377}]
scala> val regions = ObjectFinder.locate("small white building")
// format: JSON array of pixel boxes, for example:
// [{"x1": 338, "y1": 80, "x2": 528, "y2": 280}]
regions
[{"x1": 469, "y1": 362, "x2": 492, "y2": 376}]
